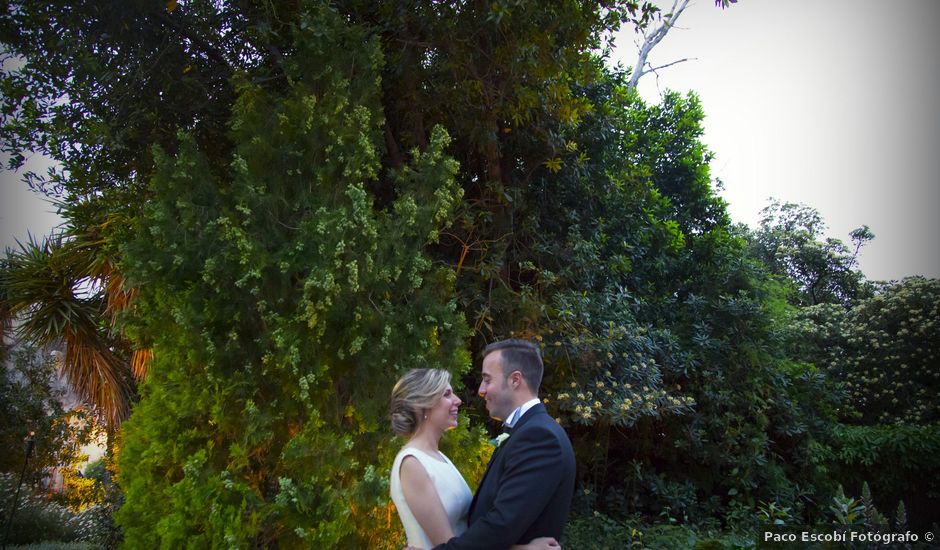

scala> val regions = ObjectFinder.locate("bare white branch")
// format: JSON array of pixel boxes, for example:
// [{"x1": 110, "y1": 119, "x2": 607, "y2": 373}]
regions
[
  {"x1": 627, "y1": 0, "x2": 692, "y2": 90},
  {"x1": 647, "y1": 57, "x2": 696, "y2": 74}
]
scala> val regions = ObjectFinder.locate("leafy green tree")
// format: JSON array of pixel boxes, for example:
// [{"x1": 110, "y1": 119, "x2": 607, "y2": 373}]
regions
[
  {"x1": 750, "y1": 200, "x2": 873, "y2": 307},
  {"x1": 2, "y1": 1, "x2": 305, "y2": 414},
  {"x1": 824, "y1": 423, "x2": 940, "y2": 530},
  {"x1": 1, "y1": 0, "x2": 660, "y2": 428},
  {"x1": 791, "y1": 277, "x2": 940, "y2": 425},
  {"x1": 0, "y1": 345, "x2": 96, "y2": 481},
  {"x1": 462, "y1": 62, "x2": 838, "y2": 526},
  {"x1": 0, "y1": 0, "x2": 244, "y2": 203},
  {"x1": 1, "y1": 0, "x2": 657, "y2": 230},
  {"x1": 4, "y1": 0, "x2": 833, "y2": 538},
  {"x1": 114, "y1": 6, "x2": 480, "y2": 547},
  {"x1": 0, "y1": 0, "x2": 664, "y2": 430}
]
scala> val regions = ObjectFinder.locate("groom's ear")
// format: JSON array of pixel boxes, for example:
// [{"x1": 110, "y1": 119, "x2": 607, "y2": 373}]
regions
[{"x1": 509, "y1": 370, "x2": 523, "y2": 390}]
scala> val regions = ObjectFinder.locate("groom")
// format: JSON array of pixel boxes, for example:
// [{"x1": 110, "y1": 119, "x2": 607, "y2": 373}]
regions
[{"x1": 430, "y1": 338, "x2": 576, "y2": 549}]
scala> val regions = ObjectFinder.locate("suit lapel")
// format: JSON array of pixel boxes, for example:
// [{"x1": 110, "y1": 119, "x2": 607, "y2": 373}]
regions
[
  {"x1": 513, "y1": 403, "x2": 545, "y2": 432},
  {"x1": 469, "y1": 404, "x2": 547, "y2": 520}
]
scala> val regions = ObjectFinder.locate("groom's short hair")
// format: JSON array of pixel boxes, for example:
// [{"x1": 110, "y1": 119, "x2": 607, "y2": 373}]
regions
[{"x1": 481, "y1": 338, "x2": 543, "y2": 392}]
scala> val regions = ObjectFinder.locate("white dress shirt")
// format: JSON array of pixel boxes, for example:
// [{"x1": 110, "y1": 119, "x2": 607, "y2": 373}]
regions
[{"x1": 505, "y1": 397, "x2": 541, "y2": 428}]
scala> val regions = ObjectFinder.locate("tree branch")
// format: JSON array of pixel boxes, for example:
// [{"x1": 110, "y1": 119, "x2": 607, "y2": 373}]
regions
[
  {"x1": 647, "y1": 57, "x2": 696, "y2": 74},
  {"x1": 151, "y1": 10, "x2": 232, "y2": 73},
  {"x1": 627, "y1": 0, "x2": 691, "y2": 90}
]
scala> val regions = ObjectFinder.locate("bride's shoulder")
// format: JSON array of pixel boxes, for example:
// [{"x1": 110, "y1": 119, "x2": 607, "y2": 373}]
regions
[
  {"x1": 438, "y1": 450, "x2": 456, "y2": 465},
  {"x1": 392, "y1": 447, "x2": 421, "y2": 485},
  {"x1": 395, "y1": 445, "x2": 419, "y2": 457},
  {"x1": 393, "y1": 446, "x2": 424, "y2": 466}
]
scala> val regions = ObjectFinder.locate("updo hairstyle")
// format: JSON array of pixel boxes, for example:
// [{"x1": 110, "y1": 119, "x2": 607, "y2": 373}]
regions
[{"x1": 390, "y1": 368, "x2": 452, "y2": 437}]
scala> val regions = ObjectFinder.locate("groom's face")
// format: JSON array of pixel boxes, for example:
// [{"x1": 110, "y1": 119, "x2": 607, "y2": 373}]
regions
[{"x1": 479, "y1": 351, "x2": 515, "y2": 421}]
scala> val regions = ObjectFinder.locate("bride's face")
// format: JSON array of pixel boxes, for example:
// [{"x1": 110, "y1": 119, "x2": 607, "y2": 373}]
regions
[{"x1": 426, "y1": 384, "x2": 462, "y2": 432}]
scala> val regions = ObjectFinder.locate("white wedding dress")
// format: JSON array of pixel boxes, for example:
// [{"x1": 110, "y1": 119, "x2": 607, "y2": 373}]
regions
[{"x1": 390, "y1": 447, "x2": 472, "y2": 548}]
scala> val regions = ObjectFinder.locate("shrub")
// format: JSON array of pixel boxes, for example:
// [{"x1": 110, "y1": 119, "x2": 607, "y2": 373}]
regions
[
  {"x1": 827, "y1": 423, "x2": 940, "y2": 529},
  {"x1": 6, "y1": 544, "x2": 98, "y2": 550},
  {"x1": 791, "y1": 277, "x2": 940, "y2": 425},
  {"x1": 564, "y1": 512, "x2": 757, "y2": 550},
  {"x1": 70, "y1": 459, "x2": 121, "y2": 547},
  {"x1": 0, "y1": 473, "x2": 79, "y2": 545},
  {"x1": 563, "y1": 513, "x2": 646, "y2": 550},
  {"x1": 0, "y1": 348, "x2": 99, "y2": 478}
]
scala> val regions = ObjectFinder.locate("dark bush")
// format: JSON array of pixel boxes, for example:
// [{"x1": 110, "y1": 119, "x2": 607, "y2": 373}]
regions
[
  {"x1": 827, "y1": 423, "x2": 940, "y2": 529},
  {"x1": 0, "y1": 473, "x2": 78, "y2": 546}
]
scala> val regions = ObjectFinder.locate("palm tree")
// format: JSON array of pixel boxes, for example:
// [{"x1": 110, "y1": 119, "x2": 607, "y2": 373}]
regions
[{"x1": 1, "y1": 227, "x2": 141, "y2": 426}]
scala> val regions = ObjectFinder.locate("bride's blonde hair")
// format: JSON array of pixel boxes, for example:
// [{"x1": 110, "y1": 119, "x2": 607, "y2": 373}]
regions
[{"x1": 390, "y1": 368, "x2": 452, "y2": 437}]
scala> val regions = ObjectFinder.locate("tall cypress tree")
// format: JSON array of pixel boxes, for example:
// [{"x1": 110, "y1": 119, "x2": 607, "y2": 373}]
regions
[{"x1": 116, "y1": 5, "x2": 481, "y2": 546}]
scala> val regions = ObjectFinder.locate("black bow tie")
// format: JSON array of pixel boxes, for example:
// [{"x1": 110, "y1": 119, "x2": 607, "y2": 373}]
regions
[{"x1": 502, "y1": 426, "x2": 514, "y2": 435}]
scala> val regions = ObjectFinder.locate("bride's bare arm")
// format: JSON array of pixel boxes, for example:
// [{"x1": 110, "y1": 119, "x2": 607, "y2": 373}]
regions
[{"x1": 399, "y1": 456, "x2": 456, "y2": 546}]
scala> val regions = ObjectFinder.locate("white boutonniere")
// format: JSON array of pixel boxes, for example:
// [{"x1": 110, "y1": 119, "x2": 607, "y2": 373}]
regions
[{"x1": 489, "y1": 432, "x2": 511, "y2": 448}]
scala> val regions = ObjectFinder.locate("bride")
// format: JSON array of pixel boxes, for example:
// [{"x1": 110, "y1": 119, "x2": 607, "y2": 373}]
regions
[{"x1": 390, "y1": 368, "x2": 560, "y2": 550}]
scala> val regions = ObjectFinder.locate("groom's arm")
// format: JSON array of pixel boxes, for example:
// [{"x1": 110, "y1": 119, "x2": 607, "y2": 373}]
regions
[{"x1": 433, "y1": 423, "x2": 567, "y2": 550}]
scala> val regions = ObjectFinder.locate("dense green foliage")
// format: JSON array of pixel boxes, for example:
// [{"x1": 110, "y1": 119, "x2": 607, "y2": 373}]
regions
[
  {"x1": 828, "y1": 423, "x2": 940, "y2": 488},
  {"x1": 0, "y1": 470, "x2": 115, "y2": 547},
  {"x1": 69, "y1": 458, "x2": 123, "y2": 547},
  {"x1": 0, "y1": 346, "x2": 95, "y2": 478},
  {"x1": 565, "y1": 513, "x2": 753, "y2": 550},
  {"x1": 791, "y1": 277, "x2": 940, "y2": 425},
  {"x1": 787, "y1": 277, "x2": 940, "y2": 529},
  {"x1": 0, "y1": 345, "x2": 111, "y2": 547},
  {"x1": 750, "y1": 200, "x2": 873, "y2": 307},
  {"x1": 3, "y1": 0, "x2": 938, "y2": 547},
  {"x1": 0, "y1": 472, "x2": 78, "y2": 546},
  {"x1": 114, "y1": 6, "x2": 481, "y2": 547},
  {"x1": 522, "y1": 77, "x2": 837, "y2": 529},
  {"x1": 826, "y1": 424, "x2": 940, "y2": 531}
]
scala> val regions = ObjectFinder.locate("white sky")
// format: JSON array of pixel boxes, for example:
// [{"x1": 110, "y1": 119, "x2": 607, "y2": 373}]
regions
[
  {"x1": 1, "y1": 154, "x2": 62, "y2": 250},
  {"x1": 614, "y1": 0, "x2": 940, "y2": 281},
  {"x1": 3, "y1": 1, "x2": 939, "y2": 281}
]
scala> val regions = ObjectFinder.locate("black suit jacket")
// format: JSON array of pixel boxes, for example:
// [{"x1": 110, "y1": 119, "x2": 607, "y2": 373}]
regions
[{"x1": 434, "y1": 403, "x2": 576, "y2": 550}]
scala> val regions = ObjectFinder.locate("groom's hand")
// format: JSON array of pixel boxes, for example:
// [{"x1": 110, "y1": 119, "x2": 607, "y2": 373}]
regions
[{"x1": 510, "y1": 537, "x2": 560, "y2": 550}]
